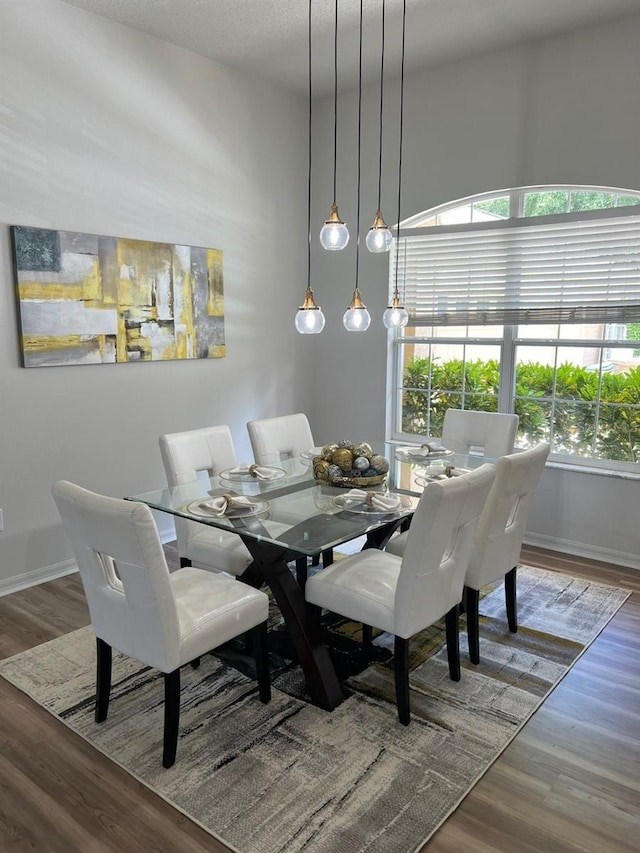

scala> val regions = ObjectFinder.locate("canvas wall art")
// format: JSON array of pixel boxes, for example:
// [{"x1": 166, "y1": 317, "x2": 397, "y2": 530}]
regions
[{"x1": 11, "y1": 226, "x2": 226, "y2": 367}]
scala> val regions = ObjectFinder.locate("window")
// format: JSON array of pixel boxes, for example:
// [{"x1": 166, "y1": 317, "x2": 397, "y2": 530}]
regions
[{"x1": 390, "y1": 186, "x2": 640, "y2": 470}]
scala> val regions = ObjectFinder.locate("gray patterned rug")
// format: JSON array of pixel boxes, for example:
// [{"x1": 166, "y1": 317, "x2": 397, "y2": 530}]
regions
[{"x1": 0, "y1": 566, "x2": 629, "y2": 853}]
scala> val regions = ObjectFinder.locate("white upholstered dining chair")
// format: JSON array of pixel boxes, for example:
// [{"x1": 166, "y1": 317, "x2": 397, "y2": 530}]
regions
[
  {"x1": 247, "y1": 412, "x2": 328, "y2": 576},
  {"x1": 247, "y1": 413, "x2": 314, "y2": 467},
  {"x1": 462, "y1": 441, "x2": 550, "y2": 663},
  {"x1": 387, "y1": 442, "x2": 550, "y2": 665},
  {"x1": 52, "y1": 480, "x2": 271, "y2": 768},
  {"x1": 305, "y1": 464, "x2": 496, "y2": 725},
  {"x1": 159, "y1": 425, "x2": 253, "y2": 576},
  {"x1": 441, "y1": 409, "x2": 519, "y2": 459}
]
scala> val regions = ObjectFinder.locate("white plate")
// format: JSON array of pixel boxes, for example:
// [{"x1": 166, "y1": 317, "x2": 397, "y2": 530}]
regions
[
  {"x1": 395, "y1": 445, "x2": 454, "y2": 460},
  {"x1": 413, "y1": 467, "x2": 470, "y2": 488},
  {"x1": 332, "y1": 494, "x2": 412, "y2": 515},
  {"x1": 186, "y1": 498, "x2": 270, "y2": 519},
  {"x1": 301, "y1": 447, "x2": 324, "y2": 460},
  {"x1": 219, "y1": 466, "x2": 286, "y2": 481}
]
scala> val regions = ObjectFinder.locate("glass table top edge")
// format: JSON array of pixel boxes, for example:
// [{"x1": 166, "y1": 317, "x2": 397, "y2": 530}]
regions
[{"x1": 125, "y1": 445, "x2": 491, "y2": 557}]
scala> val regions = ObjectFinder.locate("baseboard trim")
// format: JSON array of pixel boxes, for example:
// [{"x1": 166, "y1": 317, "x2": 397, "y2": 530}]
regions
[
  {"x1": 158, "y1": 526, "x2": 175, "y2": 545},
  {"x1": 0, "y1": 559, "x2": 78, "y2": 598},
  {"x1": 524, "y1": 533, "x2": 639, "y2": 571},
  {"x1": 0, "y1": 526, "x2": 177, "y2": 598},
  {"x1": 2, "y1": 529, "x2": 634, "y2": 599}
]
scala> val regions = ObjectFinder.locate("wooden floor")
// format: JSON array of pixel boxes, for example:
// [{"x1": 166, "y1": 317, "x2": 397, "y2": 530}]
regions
[{"x1": 0, "y1": 546, "x2": 638, "y2": 852}]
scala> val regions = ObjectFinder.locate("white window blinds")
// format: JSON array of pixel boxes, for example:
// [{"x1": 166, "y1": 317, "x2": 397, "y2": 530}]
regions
[{"x1": 398, "y1": 211, "x2": 640, "y2": 326}]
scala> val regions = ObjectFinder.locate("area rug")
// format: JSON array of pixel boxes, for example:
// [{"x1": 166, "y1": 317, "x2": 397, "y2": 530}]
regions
[{"x1": 0, "y1": 566, "x2": 629, "y2": 853}]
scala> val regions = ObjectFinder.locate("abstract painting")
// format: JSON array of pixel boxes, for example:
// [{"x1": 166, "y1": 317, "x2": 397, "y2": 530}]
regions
[{"x1": 11, "y1": 226, "x2": 225, "y2": 367}]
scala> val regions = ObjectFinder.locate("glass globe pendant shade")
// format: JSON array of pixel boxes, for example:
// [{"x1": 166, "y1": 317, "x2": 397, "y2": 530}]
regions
[
  {"x1": 382, "y1": 305, "x2": 409, "y2": 328},
  {"x1": 343, "y1": 288, "x2": 371, "y2": 332},
  {"x1": 382, "y1": 293, "x2": 409, "y2": 329},
  {"x1": 295, "y1": 287, "x2": 325, "y2": 334},
  {"x1": 365, "y1": 210, "x2": 393, "y2": 253},
  {"x1": 319, "y1": 203, "x2": 350, "y2": 250},
  {"x1": 295, "y1": 308, "x2": 325, "y2": 334},
  {"x1": 343, "y1": 307, "x2": 371, "y2": 332}
]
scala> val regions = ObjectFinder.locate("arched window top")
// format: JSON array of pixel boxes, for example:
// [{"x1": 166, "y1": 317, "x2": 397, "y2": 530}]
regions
[
  {"x1": 402, "y1": 185, "x2": 640, "y2": 230},
  {"x1": 395, "y1": 183, "x2": 640, "y2": 327}
]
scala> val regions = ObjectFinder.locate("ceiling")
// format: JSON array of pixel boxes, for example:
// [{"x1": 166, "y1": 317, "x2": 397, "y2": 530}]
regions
[{"x1": 61, "y1": 0, "x2": 640, "y2": 97}]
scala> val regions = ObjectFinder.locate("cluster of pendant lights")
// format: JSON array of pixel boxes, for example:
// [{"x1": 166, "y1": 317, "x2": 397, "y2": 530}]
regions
[{"x1": 295, "y1": 0, "x2": 409, "y2": 334}]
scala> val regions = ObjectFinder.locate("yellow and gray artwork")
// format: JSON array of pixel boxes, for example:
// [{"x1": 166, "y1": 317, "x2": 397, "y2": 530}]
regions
[{"x1": 11, "y1": 226, "x2": 226, "y2": 367}]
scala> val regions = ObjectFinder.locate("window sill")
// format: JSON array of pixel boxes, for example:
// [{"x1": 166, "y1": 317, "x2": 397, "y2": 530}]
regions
[{"x1": 546, "y1": 460, "x2": 640, "y2": 481}]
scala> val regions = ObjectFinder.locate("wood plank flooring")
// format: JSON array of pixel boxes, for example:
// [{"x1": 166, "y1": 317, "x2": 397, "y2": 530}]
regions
[{"x1": 0, "y1": 546, "x2": 638, "y2": 852}]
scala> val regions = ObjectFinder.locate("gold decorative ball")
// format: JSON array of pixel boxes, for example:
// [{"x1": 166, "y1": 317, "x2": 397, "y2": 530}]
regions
[
  {"x1": 332, "y1": 447, "x2": 354, "y2": 472},
  {"x1": 313, "y1": 459, "x2": 330, "y2": 478},
  {"x1": 370, "y1": 454, "x2": 389, "y2": 474},
  {"x1": 322, "y1": 443, "x2": 339, "y2": 461},
  {"x1": 354, "y1": 442, "x2": 373, "y2": 460}
]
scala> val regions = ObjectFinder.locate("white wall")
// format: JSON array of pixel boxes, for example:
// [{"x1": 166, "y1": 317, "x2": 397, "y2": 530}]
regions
[
  {"x1": 0, "y1": 0, "x2": 317, "y2": 591},
  {"x1": 1, "y1": 4, "x2": 638, "y2": 593},
  {"x1": 309, "y1": 15, "x2": 640, "y2": 568}
]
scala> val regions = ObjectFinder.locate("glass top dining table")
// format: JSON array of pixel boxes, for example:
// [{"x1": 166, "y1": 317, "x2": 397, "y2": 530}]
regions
[{"x1": 126, "y1": 442, "x2": 491, "y2": 711}]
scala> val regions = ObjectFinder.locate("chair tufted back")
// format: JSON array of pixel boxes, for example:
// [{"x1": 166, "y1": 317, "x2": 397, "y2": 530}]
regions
[
  {"x1": 465, "y1": 442, "x2": 550, "y2": 591},
  {"x1": 159, "y1": 425, "x2": 239, "y2": 557},
  {"x1": 52, "y1": 480, "x2": 182, "y2": 672},
  {"x1": 247, "y1": 413, "x2": 314, "y2": 467},
  {"x1": 395, "y1": 463, "x2": 496, "y2": 638},
  {"x1": 442, "y1": 409, "x2": 519, "y2": 459},
  {"x1": 159, "y1": 425, "x2": 238, "y2": 486}
]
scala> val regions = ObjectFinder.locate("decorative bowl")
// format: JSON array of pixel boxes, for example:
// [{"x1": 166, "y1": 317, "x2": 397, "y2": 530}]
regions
[
  {"x1": 313, "y1": 441, "x2": 389, "y2": 488},
  {"x1": 324, "y1": 472, "x2": 387, "y2": 489}
]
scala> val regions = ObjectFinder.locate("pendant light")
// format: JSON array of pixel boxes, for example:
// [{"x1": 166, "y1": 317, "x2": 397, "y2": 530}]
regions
[
  {"x1": 383, "y1": 0, "x2": 409, "y2": 329},
  {"x1": 366, "y1": 0, "x2": 393, "y2": 254},
  {"x1": 343, "y1": 0, "x2": 371, "y2": 332},
  {"x1": 295, "y1": 0, "x2": 325, "y2": 334},
  {"x1": 319, "y1": 0, "x2": 349, "y2": 251}
]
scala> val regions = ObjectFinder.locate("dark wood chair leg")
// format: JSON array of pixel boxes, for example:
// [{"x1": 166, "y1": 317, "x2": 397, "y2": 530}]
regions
[
  {"x1": 459, "y1": 586, "x2": 466, "y2": 615},
  {"x1": 179, "y1": 556, "x2": 191, "y2": 568},
  {"x1": 163, "y1": 669, "x2": 181, "y2": 769},
  {"x1": 445, "y1": 604, "x2": 461, "y2": 681},
  {"x1": 95, "y1": 638, "x2": 112, "y2": 723},
  {"x1": 394, "y1": 635, "x2": 411, "y2": 725},
  {"x1": 362, "y1": 624, "x2": 373, "y2": 645},
  {"x1": 465, "y1": 586, "x2": 480, "y2": 665},
  {"x1": 251, "y1": 621, "x2": 271, "y2": 704},
  {"x1": 190, "y1": 657, "x2": 201, "y2": 669},
  {"x1": 505, "y1": 566, "x2": 518, "y2": 633}
]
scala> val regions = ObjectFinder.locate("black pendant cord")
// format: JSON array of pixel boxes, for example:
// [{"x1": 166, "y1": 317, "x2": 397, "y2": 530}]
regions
[
  {"x1": 332, "y1": 0, "x2": 338, "y2": 206},
  {"x1": 394, "y1": 0, "x2": 407, "y2": 299},
  {"x1": 355, "y1": 0, "x2": 364, "y2": 290},
  {"x1": 307, "y1": 0, "x2": 312, "y2": 288},
  {"x1": 376, "y1": 0, "x2": 386, "y2": 213}
]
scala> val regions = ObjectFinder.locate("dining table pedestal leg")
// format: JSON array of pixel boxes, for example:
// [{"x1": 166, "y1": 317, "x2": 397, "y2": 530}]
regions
[{"x1": 238, "y1": 537, "x2": 344, "y2": 712}]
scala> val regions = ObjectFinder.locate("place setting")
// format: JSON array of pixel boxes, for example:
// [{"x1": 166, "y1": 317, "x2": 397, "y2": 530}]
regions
[
  {"x1": 185, "y1": 493, "x2": 270, "y2": 519},
  {"x1": 394, "y1": 439, "x2": 454, "y2": 461},
  {"x1": 332, "y1": 488, "x2": 412, "y2": 516},
  {"x1": 412, "y1": 463, "x2": 470, "y2": 488},
  {"x1": 300, "y1": 446, "x2": 324, "y2": 462},
  {"x1": 218, "y1": 462, "x2": 286, "y2": 481}
]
